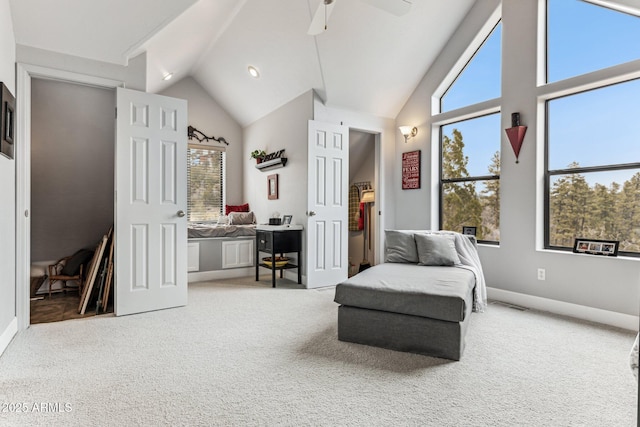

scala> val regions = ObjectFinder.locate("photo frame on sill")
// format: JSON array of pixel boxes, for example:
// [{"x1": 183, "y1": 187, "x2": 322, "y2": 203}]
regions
[
  {"x1": 573, "y1": 238, "x2": 619, "y2": 257},
  {"x1": 282, "y1": 215, "x2": 292, "y2": 225}
]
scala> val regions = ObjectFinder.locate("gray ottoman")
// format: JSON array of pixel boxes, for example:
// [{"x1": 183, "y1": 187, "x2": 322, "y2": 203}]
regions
[{"x1": 334, "y1": 263, "x2": 475, "y2": 360}]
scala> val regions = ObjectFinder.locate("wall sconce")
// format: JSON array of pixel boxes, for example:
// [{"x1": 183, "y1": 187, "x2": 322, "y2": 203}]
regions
[
  {"x1": 399, "y1": 126, "x2": 418, "y2": 143},
  {"x1": 504, "y1": 113, "x2": 527, "y2": 163}
]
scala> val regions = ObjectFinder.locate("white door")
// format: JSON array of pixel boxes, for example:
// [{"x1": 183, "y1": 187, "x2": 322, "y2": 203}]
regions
[
  {"x1": 115, "y1": 88, "x2": 188, "y2": 316},
  {"x1": 307, "y1": 120, "x2": 349, "y2": 288}
]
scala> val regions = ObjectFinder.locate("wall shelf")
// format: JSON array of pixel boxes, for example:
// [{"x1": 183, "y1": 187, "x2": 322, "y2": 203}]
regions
[{"x1": 255, "y1": 157, "x2": 287, "y2": 171}]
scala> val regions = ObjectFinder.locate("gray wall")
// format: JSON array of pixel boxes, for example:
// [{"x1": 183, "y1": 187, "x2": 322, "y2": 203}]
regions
[
  {"x1": 244, "y1": 91, "x2": 314, "y2": 275},
  {"x1": 0, "y1": 0, "x2": 16, "y2": 344},
  {"x1": 159, "y1": 76, "x2": 244, "y2": 205},
  {"x1": 395, "y1": 0, "x2": 640, "y2": 317},
  {"x1": 31, "y1": 79, "x2": 115, "y2": 262}
]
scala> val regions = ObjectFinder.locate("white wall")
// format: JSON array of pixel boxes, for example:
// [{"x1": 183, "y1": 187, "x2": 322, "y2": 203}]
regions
[
  {"x1": 16, "y1": 45, "x2": 146, "y2": 91},
  {"x1": 395, "y1": 0, "x2": 640, "y2": 319},
  {"x1": 160, "y1": 76, "x2": 243, "y2": 204},
  {"x1": 0, "y1": 0, "x2": 16, "y2": 354}
]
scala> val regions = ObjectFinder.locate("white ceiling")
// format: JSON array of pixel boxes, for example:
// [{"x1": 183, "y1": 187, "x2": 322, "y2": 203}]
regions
[{"x1": 10, "y1": 0, "x2": 476, "y2": 126}]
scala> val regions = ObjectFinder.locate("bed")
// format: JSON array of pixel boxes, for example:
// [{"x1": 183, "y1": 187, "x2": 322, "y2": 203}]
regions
[{"x1": 188, "y1": 223, "x2": 256, "y2": 239}]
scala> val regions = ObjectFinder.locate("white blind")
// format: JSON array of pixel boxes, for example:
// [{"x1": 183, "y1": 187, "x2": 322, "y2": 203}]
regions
[{"x1": 187, "y1": 145, "x2": 225, "y2": 222}]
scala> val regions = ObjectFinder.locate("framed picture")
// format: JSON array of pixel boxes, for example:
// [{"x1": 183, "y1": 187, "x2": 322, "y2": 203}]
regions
[
  {"x1": 1, "y1": 82, "x2": 15, "y2": 160},
  {"x1": 573, "y1": 238, "x2": 619, "y2": 257},
  {"x1": 282, "y1": 215, "x2": 292, "y2": 225},
  {"x1": 267, "y1": 174, "x2": 278, "y2": 200},
  {"x1": 401, "y1": 150, "x2": 421, "y2": 189},
  {"x1": 462, "y1": 226, "x2": 477, "y2": 236}
]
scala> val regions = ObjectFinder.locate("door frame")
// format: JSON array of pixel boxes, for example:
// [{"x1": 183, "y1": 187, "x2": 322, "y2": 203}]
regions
[{"x1": 15, "y1": 64, "x2": 124, "y2": 330}]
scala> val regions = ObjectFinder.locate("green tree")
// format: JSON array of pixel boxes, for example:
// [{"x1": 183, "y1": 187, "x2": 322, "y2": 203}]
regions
[
  {"x1": 481, "y1": 151, "x2": 500, "y2": 240},
  {"x1": 441, "y1": 129, "x2": 483, "y2": 238},
  {"x1": 618, "y1": 172, "x2": 640, "y2": 252},
  {"x1": 549, "y1": 162, "x2": 592, "y2": 247}
]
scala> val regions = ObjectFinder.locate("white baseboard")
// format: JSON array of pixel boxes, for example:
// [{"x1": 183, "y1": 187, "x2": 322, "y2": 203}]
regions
[
  {"x1": 0, "y1": 317, "x2": 18, "y2": 357},
  {"x1": 487, "y1": 287, "x2": 639, "y2": 331},
  {"x1": 188, "y1": 267, "x2": 255, "y2": 283}
]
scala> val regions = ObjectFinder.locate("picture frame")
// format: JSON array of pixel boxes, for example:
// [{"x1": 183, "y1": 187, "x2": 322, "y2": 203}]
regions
[
  {"x1": 573, "y1": 238, "x2": 619, "y2": 257},
  {"x1": 401, "y1": 150, "x2": 421, "y2": 189},
  {"x1": 462, "y1": 226, "x2": 477, "y2": 236},
  {"x1": 282, "y1": 215, "x2": 292, "y2": 225},
  {"x1": 267, "y1": 174, "x2": 278, "y2": 200},
  {"x1": 1, "y1": 82, "x2": 15, "y2": 160}
]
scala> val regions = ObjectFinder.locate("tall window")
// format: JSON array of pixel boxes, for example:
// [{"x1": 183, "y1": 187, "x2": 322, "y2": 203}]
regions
[
  {"x1": 187, "y1": 145, "x2": 225, "y2": 222},
  {"x1": 438, "y1": 21, "x2": 502, "y2": 243},
  {"x1": 545, "y1": 0, "x2": 640, "y2": 255},
  {"x1": 441, "y1": 114, "x2": 501, "y2": 241}
]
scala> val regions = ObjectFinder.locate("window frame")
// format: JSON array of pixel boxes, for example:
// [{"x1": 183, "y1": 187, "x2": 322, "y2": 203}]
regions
[
  {"x1": 543, "y1": 82, "x2": 640, "y2": 257},
  {"x1": 438, "y1": 112, "x2": 501, "y2": 245},
  {"x1": 542, "y1": 0, "x2": 640, "y2": 257},
  {"x1": 187, "y1": 144, "x2": 226, "y2": 223}
]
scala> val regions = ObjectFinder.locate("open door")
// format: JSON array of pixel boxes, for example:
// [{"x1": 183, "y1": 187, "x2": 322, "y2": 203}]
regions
[
  {"x1": 306, "y1": 120, "x2": 349, "y2": 288},
  {"x1": 115, "y1": 88, "x2": 188, "y2": 316}
]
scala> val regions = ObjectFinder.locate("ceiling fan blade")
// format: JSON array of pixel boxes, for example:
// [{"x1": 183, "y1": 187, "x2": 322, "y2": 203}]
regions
[
  {"x1": 360, "y1": 0, "x2": 412, "y2": 16},
  {"x1": 307, "y1": 1, "x2": 336, "y2": 35}
]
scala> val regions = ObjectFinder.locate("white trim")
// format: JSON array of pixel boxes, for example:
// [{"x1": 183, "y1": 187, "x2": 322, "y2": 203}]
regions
[
  {"x1": 0, "y1": 317, "x2": 18, "y2": 357},
  {"x1": 188, "y1": 267, "x2": 255, "y2": 283},
  {"x1": 15, "y1": 63, "x2": 125, "y2": 331},
  {"x1": 487, "y1": 287, "x2": 639, "y2": 331}
]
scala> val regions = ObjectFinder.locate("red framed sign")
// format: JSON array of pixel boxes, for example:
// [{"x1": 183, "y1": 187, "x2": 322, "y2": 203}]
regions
[{"x1": 402, "y1": 150, "x2": 421, "y2": 190}]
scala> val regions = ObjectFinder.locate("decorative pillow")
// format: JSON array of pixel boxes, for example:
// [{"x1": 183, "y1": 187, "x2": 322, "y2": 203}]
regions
[
  {"x1": 225, "y1": 203, "x2": 249, "y2": 216},
  {"x1": 217, "y1": 215, "x2": 229, "y2": 225},
  {"x1": 384, "y1": 230, "x2": 419, "y2": 263},
  {"x1": 414, "y1": 234, "x2": 461, "y2": 266},
  {"x1": 228, "y1": 211, "x2": 256, "y2": 225}
]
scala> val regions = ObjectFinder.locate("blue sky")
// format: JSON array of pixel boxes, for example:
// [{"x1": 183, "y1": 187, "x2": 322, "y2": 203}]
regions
[{"x1": 441, "y1": 0, "x2": 640, "y2": 186}]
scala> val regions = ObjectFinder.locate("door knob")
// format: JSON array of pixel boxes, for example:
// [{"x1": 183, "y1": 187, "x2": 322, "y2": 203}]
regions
[
  {"x1": 307, "y1": 211, "x2": 316, "y2": 216},
  {"x1": 177, "y1": 210, "x2": 185, "y2": 217}
]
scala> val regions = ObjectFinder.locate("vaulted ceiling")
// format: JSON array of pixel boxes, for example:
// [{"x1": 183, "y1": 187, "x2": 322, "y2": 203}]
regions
[{"x1": 10, "y1": 0, "x2": 476, "y2": 126}]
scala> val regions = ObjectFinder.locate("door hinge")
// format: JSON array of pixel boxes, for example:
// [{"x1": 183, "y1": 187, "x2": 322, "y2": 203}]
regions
[{"x1": 115, "y1": 107, "x2": 117, "y2": 119}]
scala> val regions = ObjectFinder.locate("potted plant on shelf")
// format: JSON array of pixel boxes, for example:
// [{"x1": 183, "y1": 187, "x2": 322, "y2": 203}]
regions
[{"x1": 250, "y1": 149, "x2": 266, "y2": 164}]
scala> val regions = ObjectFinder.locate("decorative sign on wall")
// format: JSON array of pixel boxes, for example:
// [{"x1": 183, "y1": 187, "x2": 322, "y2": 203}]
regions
[
  {"x1": 402, "y1": 150, "x2": 421, "y2": 190},
  {"x1": 1, "y1": 82, "x2": 15, "y2": 160}
]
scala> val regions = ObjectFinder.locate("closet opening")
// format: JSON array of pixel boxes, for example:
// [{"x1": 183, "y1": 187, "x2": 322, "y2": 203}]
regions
[
  {"x1": 348, "y1": 129, "x2": 377, "y2": 277},
  {"x1": 29, "y1": 78, "x2": 116, "y2": 324}
]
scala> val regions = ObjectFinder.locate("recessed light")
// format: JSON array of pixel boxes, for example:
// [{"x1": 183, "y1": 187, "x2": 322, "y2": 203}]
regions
[
  {"x1": 162, "y1": 73, "x2": 173, "y2": 81},
  {"x1": 248, "y1": 66, "x2": 260, "y2": 78}
]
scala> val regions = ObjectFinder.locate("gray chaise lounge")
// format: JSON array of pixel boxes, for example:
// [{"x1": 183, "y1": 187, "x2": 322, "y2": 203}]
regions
[{"x1": 334, "y1": 230, "x2": 486, "y2": 361}]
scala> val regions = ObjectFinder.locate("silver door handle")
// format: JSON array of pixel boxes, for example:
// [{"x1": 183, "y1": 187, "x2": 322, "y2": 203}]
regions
[
  {"x1": 307, "y1": 211, "x2": 316, "y2": 216},
  {"x1": 177, "y1": 210, "x2": 185, "y2": 217}
]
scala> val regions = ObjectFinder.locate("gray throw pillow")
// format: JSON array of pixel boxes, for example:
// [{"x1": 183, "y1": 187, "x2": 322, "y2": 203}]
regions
[
  {"x1": 415, "y1": 234, "x2": 461, "y2": 266},
  {"x1": 228, "y1": 211, "x2": 256, "y2": 225},
  {"x1": 384, "y1": 230, "x2": 418, "y2": 263}
]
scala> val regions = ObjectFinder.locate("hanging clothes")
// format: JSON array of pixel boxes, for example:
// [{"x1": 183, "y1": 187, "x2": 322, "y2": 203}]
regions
[{"x1": 348, "y1": 185, "x2": 360, "y2": 231}]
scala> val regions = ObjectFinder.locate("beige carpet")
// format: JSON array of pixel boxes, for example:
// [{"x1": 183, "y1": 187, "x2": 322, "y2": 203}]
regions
[{"x1": 0, "y1": 276, "x2": 637, "y2": 426}]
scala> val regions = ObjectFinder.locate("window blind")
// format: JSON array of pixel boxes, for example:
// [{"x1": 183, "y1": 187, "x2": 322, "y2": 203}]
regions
[{"x1": 187, "y1": 145, "x2": 225, "y2": 222}]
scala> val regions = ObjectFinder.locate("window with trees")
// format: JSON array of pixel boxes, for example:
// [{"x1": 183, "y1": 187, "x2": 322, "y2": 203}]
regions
[
  {"x1": 441, "y1": 114, "x2": 501, "y2": 241},
  {"x1": 187, "y1": 146, "x2": 225, "y2": 222},
  {"x1": 545, "y1": 0, "x2": 640, "y2": 256},
  {"x1": 438, "y1": 21, "x2": 502, "y2": 243}
]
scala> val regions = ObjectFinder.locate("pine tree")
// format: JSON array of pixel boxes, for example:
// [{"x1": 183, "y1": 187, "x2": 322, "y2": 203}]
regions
[
  {"x1": 549, "y1": 162, "x2": 591, "y2": 247},
  {"x1": 441, "y1": 129, "x2": 483, "y2": 237},
  {"x1": 481, "y1": 151, "x2": 500, "y2": 240}
]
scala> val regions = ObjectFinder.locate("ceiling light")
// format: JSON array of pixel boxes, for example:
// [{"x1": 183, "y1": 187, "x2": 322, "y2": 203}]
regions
[
  {"x1": 248, "y1": 66, "x2": 260, "y2": 78},
  {"x1": 162, "y1": 73, "x2": 173, "y2": 81}
]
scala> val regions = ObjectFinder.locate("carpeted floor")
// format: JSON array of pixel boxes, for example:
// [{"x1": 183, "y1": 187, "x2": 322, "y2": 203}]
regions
[{"x1": 0, "y1": 276, "x2": 637, "y2": 426}]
